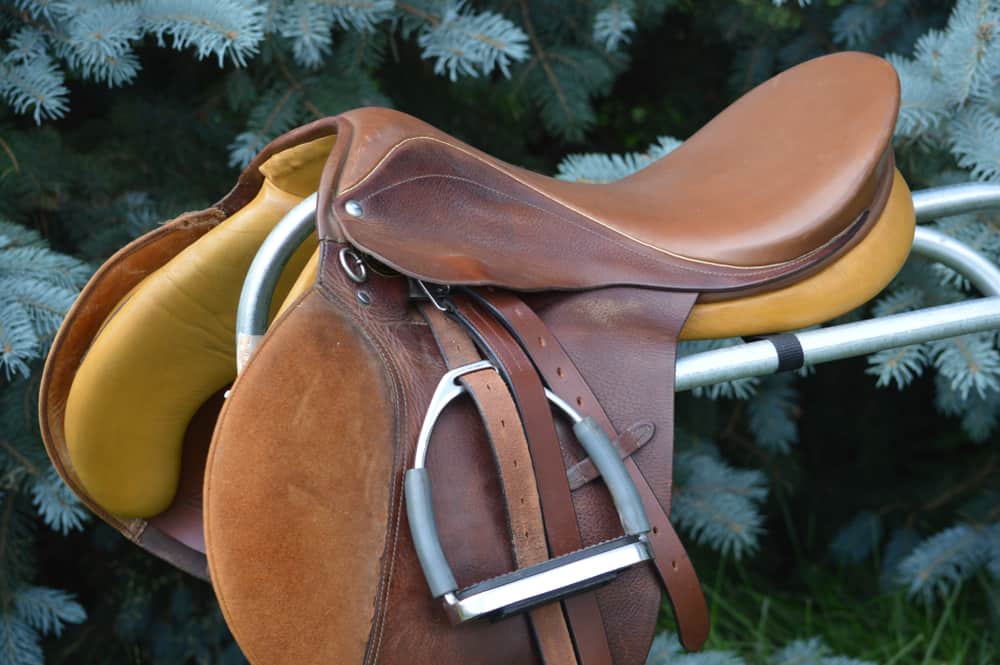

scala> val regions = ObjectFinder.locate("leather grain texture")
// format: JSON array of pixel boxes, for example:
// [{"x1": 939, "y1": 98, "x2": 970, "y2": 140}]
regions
[
  {"x1": 680, "y1": 170, "x2": 915, "y2": 338},
  {"x1": 476, "y1": 289, "x2": 709, "y2": 654},
  {"x1": 452, "y1": 296, "x2": 614, "y2": 665},
  {"x1": 421, "y1": 305, "x2": 577, "y2": 665},
  {"x1": 319, "y1": 52, "x2": 897, "y2": 292}
]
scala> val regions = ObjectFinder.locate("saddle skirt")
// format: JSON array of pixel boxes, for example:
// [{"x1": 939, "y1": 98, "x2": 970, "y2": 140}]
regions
[{"x1": 38, "y1": 52, "x2": 915, "y2": 665}]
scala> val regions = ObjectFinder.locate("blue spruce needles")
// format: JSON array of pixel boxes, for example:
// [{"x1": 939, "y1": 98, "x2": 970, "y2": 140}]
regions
[
  {"x1": 593, "y1": 1, "x2": 637, "y2": 52},
  {"x1": 896, "y1": 523, "x2": 997, "y2": 602},
  {"x1": 142, "y1": 0, "x2": 266, "y2": 67},
  {"x1": 672, "y1": 449, "x2": 769, "y2": 558},
  {"x1": 0, "y1": 220, "x2": 89, "y2": 379},
  {"x1": 416, "y1": 1, "x2": 528, "y2": 81}
]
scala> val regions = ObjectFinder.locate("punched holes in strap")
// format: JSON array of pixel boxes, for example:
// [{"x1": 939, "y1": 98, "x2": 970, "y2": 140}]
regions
[
  {"x1": 403, "y1": 360, "x2": 653, "y2": 622},
  {"x1": 418, "y1": 304, "x2": 580, "y2": 665},
  {"x1": 469, "y1": 288, "x2": 711, "y2": 652}
]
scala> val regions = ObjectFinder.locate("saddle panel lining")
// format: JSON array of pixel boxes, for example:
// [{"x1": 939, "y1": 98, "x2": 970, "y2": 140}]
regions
[{"x1": 59, "y1": 135, "x2": 332, "y2": 519}]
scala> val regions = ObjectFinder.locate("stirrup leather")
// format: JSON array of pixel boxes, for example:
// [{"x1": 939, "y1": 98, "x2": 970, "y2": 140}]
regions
[{"x1": 405, "y1": 360, "x2": 654, "y2": 624}]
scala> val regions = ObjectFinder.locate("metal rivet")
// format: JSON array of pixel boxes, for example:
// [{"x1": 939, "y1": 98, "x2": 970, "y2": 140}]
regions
[
  {"x1": 345, "y1": 200, "x2": 363, "y2": 217},
  {"x1": 356, "y1": 290, "x2": 373, "y2": 306},
  {"x1": 339, "y1": 247, "x2": 368, "y2": 284}
]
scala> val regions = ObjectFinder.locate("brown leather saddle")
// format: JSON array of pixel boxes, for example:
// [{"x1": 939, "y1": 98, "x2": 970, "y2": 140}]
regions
[{"x1": 39, "y1": 52, "x2": 914, "y2": 665}]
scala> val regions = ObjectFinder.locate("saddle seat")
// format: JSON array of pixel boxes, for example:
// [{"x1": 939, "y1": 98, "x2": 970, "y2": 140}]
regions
[{"x1": 324, "y1": 52, "x2": 900, "y2": 295}]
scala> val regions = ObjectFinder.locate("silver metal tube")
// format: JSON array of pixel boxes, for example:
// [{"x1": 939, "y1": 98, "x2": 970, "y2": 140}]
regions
[
  {"x1": 912, "y1": 182, "x2": 1000, "y2": 223},
  {"x1": 677, "y1": 182, "x2": 1000, "y2": 392},
  {"x1": 910, "y1": 226, "x2": 1000, "y2": 297},
  {"x1": 235, "y1": 194, "x2": 317, "y2": 372},
  {"x1": 676, "y1": 298, "x2": 1000, "y2": 392},
  {"x1": 235, "y1": 183, "x2": 1000, "y2": 388}
]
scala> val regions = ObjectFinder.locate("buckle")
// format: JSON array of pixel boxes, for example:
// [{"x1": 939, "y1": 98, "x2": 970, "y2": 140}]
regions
[{"x1": 404, "y1": 361, "x2": 653, "y2": 624}]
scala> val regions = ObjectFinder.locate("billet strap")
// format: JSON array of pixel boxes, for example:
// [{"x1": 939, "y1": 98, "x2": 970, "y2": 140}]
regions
[
  {"x1": 449, "y1": 295, "x2": 615, "y2": 665},
  {"x1": 471, "y1": 289, "x2": 711, "y2": 652},
  {"x1": 419, "y1": 304, "x2": 579, "y2": 665}
]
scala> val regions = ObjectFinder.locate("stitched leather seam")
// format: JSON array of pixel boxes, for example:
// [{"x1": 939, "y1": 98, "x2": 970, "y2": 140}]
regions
[
  {"x1": 340, "y1": 134, "x2": 879, "y2": 271},
  {"x1": 315, "y1": 255, "x2": 404, "y2": 665},
  {"x1": 356, "y1": 171, "x2": 863, "y2": 280},
  {"x1": 41, "y1": 208, "x2": 224, "y2": 538},
  {"x1": 202, "y1": 286, "x2": 320, "y2": 665}
]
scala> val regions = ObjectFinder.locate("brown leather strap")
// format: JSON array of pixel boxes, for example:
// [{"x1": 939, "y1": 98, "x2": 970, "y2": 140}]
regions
[
  {"x1": 472, "y1": 289, "x2": 711, "y2": 652},
  {"x1": 420, "y1": 304, "x2": 578, "y2": 665},
  {"x1": 449, "y1": 295, "x2": 615, "y2": 665},
  {"x1": 566, "y1": 421, "x2": 654, "y2": 491}
]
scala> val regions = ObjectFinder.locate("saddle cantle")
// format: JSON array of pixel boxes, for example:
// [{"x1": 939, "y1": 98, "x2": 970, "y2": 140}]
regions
[{"x1": 38, "y1": 52, "x2": 913, "y2": 665}]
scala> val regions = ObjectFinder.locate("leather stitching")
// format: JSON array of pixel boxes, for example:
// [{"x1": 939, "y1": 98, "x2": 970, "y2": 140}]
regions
[
  {"x1": 357, "y1": 172, "x2": 860, "y2": 279},
  {"x1": 316, "y1": 255, "x2": 405, "y2": 665},
  {"x1": 342, "y1": 134, "x2": 877, "y2": 272}
]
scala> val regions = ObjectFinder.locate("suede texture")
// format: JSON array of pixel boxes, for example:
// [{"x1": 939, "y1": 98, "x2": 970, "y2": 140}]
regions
[{"x1": 205, "y1": 287, "x2": 396, "y2": 665}]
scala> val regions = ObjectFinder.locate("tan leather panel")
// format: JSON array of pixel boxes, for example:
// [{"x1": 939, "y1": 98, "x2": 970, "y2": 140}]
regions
[
  {"x1": 63, "y1": 181, "x2": 302, "y2": 517},
  {"x1": 681, "y1": 170, "x2": 914, "y2": 339},
  {"x1": 39, "y1": 207, "x2": 225, "y2": 569},
  {"x1": 60, "y1": 135, "x2": 330, "y2": 518},
  {"x1": 323, "y1": 52, "x2": 897, "y2": 270},
  {"x1": 39, "y1": 125, "x2": 337, "y2": 573},
  {"x1": 259, "y1": 135, "x2": 336, "y2": 197},
  {"x1": 484, "y1": 289, "x2": 709, "y2": 655},
  {"x1": 276, "y1": 247, "x2": 320, "y2": 318},
  {"x1": 205, "y1": 289, "x2": 394, "y2": 665}
]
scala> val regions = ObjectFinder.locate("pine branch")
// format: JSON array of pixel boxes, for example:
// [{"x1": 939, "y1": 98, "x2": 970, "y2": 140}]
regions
[
  {"x1": 0, "y1": 615, "x2": 43, "y2": 665},
  {"x1": 228, "y1": 83, "x2": 306, "y2": 168},
  {"x1": 865, "y1": 343, "x2": 928, "y2": 390},
  {"x1": 278, "y1": 1, "x2": 334, "y2": 69},
  {"x1": 556, "y1": 136, "x2": 681, "y2": 183},
  {"x1": 746, "y1": 373, "x2": 799, "y2": 454},
  {"x1": 0, "y1": 51, "x2": 68, "y2": 123},
  {"x1": 311, "y1": 0, "x2": 394, "y2": 32},
  {"x1": 593, "y1": 1, "x2": 637, "y2": 52},
  {"x1": 897, "y1": 523, "x2": 991, "y2": 602},
  {"x1": 417, "y1": 0, "x2": 528, "y2": 81},
  {"x1": 672, "y1": 451, "x2": 768, "y2": 558},
  {"x1": 29, "y1": 468, "x2": 88, "y2": 535},
  {"x1": 928, "y1": 332, "x2": 1000, "y2": 399},
  {"x1": 141, "y1": 0, "x2": 267, "y2": 67},
  {"x1": 829, "y1": 510, "x2": 883, "y2": 565},
  {"x1": 0, "y1": 302, "x2": 38, "y2": 380},
  {"x1": 14, "y1": 586, "x2": 85, "y2": 638},
  {"x1": 61, "y1": 3, "x2": 143, "y2": 87},
  {"x1": 775, "y1": 638, "x2": 877, "y2": 665},
  {"x1": 950, "y1": 105, "x2": 1000, "y2": 181}
]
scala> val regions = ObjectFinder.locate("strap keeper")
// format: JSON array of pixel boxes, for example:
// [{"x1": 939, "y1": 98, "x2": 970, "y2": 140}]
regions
[{"x1": 566, "y1": 422, "x2": 655, "y2": 491}]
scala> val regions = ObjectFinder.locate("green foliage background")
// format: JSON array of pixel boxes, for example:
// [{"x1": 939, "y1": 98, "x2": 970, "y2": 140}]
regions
[{"x1": 1, "y1": 1, "x2": 998, "y2": 663}]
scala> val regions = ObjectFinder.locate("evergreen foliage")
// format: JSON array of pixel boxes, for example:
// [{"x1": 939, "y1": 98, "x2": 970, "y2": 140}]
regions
[
  {"x1": 0, "y1": 0, "x2": 998, "y2": 662},
  {"x1": 644, "y1": 633, "x2": 878, "y2": 665}
]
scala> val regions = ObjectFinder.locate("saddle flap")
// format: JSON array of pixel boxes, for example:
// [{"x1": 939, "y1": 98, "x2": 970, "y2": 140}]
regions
[{"x1": 318, "y1": 52, "x2": 899, "y2": 293}]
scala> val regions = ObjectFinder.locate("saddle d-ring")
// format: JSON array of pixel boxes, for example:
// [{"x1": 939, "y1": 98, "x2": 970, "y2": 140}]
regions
[{"x1": 404, "y1": 360, "x2": 654, "y2": 624}]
